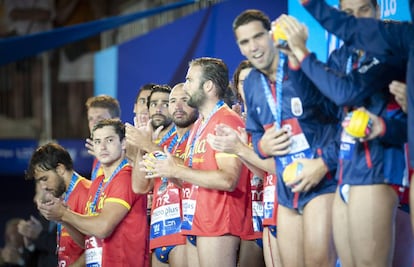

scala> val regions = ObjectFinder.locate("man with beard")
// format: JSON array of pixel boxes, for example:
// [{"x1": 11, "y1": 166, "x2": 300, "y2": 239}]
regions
[
  {"x1": 126, "y1": 84, "x2": 174, "y2": 153},
  {"x1": 127, "y1": 83, "x2": 199, "y2": 267},
  {"x1": 140, "y1": 57, "x2": 253, "y2": 267},
  {"x1": 38, "y1": 119, "x2": 149, "y2": 267},
  {"x1": 25, "y1": 142, "x2": 91, "y2": 267}
]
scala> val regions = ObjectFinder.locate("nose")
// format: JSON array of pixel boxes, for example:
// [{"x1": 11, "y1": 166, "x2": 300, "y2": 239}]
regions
[
  {"x1": 39, "y1": 181, "x2": 47, "y2": 190},
  {"x1": 155, "y1": 104, "x2": 164, "y2": 113},
  {"x1": 248, "y1": 39, "x2": 259, "y2": 52},
  {"x1": 98, "y1": 140, "x2": 107, "y2": 150},
  {"x1": 176, "y1": 100, "x2": 184, "y2": 109}
]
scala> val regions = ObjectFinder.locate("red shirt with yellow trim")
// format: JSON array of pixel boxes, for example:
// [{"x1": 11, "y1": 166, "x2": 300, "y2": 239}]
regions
[
  {"x1": 85, "y1": 166, "x2": 149, "y2": 267},
  {"x1": 182, "y1": 105, "x2": 253, "y2": 237},
  {"x1": 59, "y1": 176, "x2": 91, "y2": 266}
]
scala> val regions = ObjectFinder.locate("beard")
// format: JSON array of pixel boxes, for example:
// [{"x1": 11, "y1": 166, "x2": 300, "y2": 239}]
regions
[
  {"x1": 173, "y1": 110, "x2": 199, "y2": 128},
  {"x1": 151, "y1": 114, "x2": 173, "y2": 129},
  {"x1": 187, "y1": 86, "x2": 206, "y2": 109},
  {"x1": 54, "y1": 174, "x2": 67, "y2": 198}
]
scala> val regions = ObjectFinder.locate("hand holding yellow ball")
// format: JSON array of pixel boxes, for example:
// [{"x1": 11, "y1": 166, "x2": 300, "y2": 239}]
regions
[
  {"x1": 272, "y1": 22, "x2": 287, "y2": 42},
  {"x1": 343, "y1": 110, "x2": 372, "y2": 139},
  {"x1": 282, "y1": 161, "x2": 303, "y2": 185}
]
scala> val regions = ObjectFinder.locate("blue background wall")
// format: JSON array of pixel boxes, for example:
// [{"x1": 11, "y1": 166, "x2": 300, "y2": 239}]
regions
[{"x1": 96, "y1": 0, "x2": 287, "y2": 124}]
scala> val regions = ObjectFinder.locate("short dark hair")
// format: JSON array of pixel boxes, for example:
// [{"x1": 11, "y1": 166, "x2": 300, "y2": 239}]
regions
[
  {"x1": 189, "y1": 57, "x2": 229, "y2": 99},
  {"x1": 26, "y1": 142, "x2": 73, "y2": 180},
  {"x1": 135, "y1": 83, "x2": 156, "y2": 104},
  {"x1": 233, "y1": 60, "x2": 253, "y2": 90},
  {"x1": 232, "y1": 9, "x2": 271, "y2": 34},
  {"x1": 85, "y1": 95, "x2": 121, "y2": 118},
  {"x1": 92, "y1": 119, "x2": 125, "y2": 141},
  {"x1": 232, "y1": 60, "x2": 253, "y2": 104},
  {"x1": 147, "y1": 84, "x2": 172, "y2": 109}
]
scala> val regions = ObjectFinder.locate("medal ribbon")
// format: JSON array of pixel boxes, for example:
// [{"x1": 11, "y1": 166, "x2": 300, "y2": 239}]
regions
[
  {"x1": 57, "y1": 172, "x2": 80, "y2": 253},
  {"x1": 157, "y1": 125, "x2": 176, "y2": 146},
  {"x1": 89, "y1": 159, "x2": 129, "y2": 213},
  {"x1": 188, "y1": 100, "x2": 224, "y2": 167},
  {"x1": 261, "y1": 51, "x2": 286, "y2": 129}
]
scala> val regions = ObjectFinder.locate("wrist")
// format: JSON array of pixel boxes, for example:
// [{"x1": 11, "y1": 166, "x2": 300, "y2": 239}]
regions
[
  {"x1": 292, "y1": 46, "x2": 309, "y2": 62},
  {"x1": 258, "y1": 139, "x2": 269, "y2": 158},
  {"x1": 235, "y1": 142, "x2": 249, "y2": 158},
  {"x1": 60, "y1": 206, "x2": 69, "y2": 223}
]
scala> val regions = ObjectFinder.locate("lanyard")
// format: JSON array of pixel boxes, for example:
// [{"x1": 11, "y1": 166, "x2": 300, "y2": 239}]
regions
[
  {"x1": 188, "y1": 100, "x2": 224, "y2": 167},
  {"x1": 344, "y1": 50, "x2": 365, "y2": 114},
  {"x1": 157, "y1": 126, "x2": 176, "y2": 146},
  {"x1": 57, "y1": 172, "x2": 80, "y2": 252},
  {"x1": 261, "y1": 51, "x2": 286, "y2": 129},
  {"x1": 90, "y1": 159, "x2": 129, "y2": 213},
  {"x1": 170, "y1": 130, "x2": 190, "y2": 154}
]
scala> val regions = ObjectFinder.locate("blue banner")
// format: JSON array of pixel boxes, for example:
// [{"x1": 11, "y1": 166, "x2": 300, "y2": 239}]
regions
[{"x1": 107, "y1": 0, "x2": 287, "y2": 124}]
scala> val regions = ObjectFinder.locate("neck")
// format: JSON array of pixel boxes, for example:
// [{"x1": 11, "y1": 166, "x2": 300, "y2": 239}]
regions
[
  {"x1": 102, "y1": 156, "x2": 125, "y2": 180},
  {"x1": 159, "y1": 123, "x2": 174, "y2": 137},
  {"x1": 264, "y1": 51, "x2": 280, "y2": 82},
  {"x1": 199, "y1": 98, "x2": 220, "y2": 120},
  {"x1": 176, "y1": 125, "x2": 191, "y2": 138}
]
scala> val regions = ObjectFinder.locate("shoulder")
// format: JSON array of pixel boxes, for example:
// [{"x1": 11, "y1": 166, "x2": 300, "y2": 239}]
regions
[{"x1": 214, "y1": 106, "x2": 244, "y2": 126}]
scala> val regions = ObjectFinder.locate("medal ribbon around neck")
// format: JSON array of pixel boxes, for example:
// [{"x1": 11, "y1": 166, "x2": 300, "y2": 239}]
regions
[
  {"x1": 159, "y1": 129, "x2": 191, "y2": 185},
  {"x1": 157, "y1": 125, "x2": 176, "y2": 146},
  {"x1": 261, "y1": 51, "x2": 286, "y2": 129},
  {"x1": 169, "y1": 130, "x2": 190, "y2": 155},
  {"x1": 57, "y1": 172, "x2": 80, "y2": 251},
  {"x1": 188, "y1": 100, "x2": 224, "y2": 167},
  {"x1": 89, "y1": 159, "x2": 129, "y2": 213}
]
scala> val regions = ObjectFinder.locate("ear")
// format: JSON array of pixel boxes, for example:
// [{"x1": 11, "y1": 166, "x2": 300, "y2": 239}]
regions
[
  {"x1": 203, "y1": 80, "x2": 214, "y2": 93},
  {"x1": 121, "y1": 138, "x2": 127, "y2": 151},
  {"x1": 55, "y1": 163, "x2": 66, "y2": 176}
]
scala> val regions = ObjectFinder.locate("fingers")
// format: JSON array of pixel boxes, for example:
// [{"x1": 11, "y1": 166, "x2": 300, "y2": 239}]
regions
[
  {"x1": 389, "y1": 81, "x2": 407, "y2": 112},
  {"x1": 389, "y1": 80, "x2": 406, "y2": 95},
  {"x1": 133, "y1": 116, "x2": 138, "y2": 127},
  {"x1": 206, "y1": 133, "x2": 228, "y2": 152},
  {"x1": 85, "y1": 138, "x2": 95, "y2": 156},
  {"x1": 136, "y1": 113, "x2": 149, "y2": 128},
  {"x1": 146, "y1": 119, "x2": 152, "y2": 131},
  {"x1": 261, "y1": 127, "x2": 291, "y2": 156},
  {"x1": 206, "y1": 134, "x2": 219, "y2": 151},
  {"x1": 153, "y1": 125, "x2": 164, "y2": 140},
  {"x1": 290, "y1": 179, "x2": 314, "y2": 193}
]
